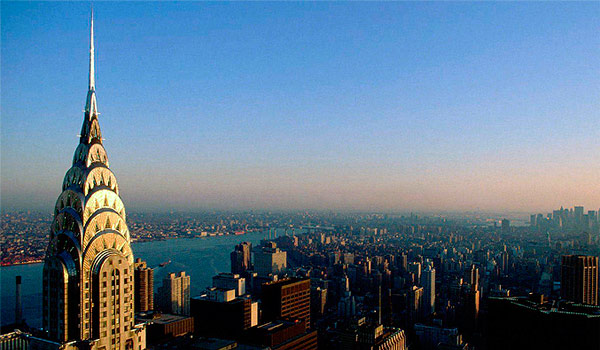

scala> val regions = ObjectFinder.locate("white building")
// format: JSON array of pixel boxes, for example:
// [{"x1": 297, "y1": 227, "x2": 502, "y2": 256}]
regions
[
  {"x1": 212, "y1": 273, "x2": 246, "y2": 296},
  {"x1": 253, "y1": 242, "x2": 287, "y2": 276}
]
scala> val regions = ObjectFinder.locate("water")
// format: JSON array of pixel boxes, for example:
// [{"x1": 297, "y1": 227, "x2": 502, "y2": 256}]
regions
[{"x1": 0, "y1": 230, "x2": 269, "y2": 328}]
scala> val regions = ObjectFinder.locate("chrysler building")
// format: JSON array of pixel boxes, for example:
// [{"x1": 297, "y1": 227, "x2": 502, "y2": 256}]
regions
[{"x1": 42, "y1": 11, "x2": 146, "y2": 350}]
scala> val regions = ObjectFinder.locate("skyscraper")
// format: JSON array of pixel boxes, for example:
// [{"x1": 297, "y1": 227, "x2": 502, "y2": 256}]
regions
[
  {"x1": 254, "y1": 241, "x2": 287, "y2": 276},
  {"x1": 423, "y1": 263, "x2": 436, "y2": 316},
  {"x1": 158, "y1": 272, "x2": 191, "y2": 315},
  {"x1": 134, "y1": 258, "x2": 154, "y2": 312},
  {"x1": 408, "y1": 286, "x2": 424, "y2": 323},
  {"x1": 212, "y1": 272, "x2": 246, "y2": 296},
  {"x1": 469, "y1": 265, "x2": 479, "y2": 292},
  {"x1": 261, "y1": 278, "x2": 311, "y2": 326},
  {"x1": 191, "y1": 289, "x2": 257, "y2": 338},
  {"x1": 231, "y1": 242, "x2": 252, "y2": 275},
  {"x1": 561, "y1": 255, "x2": 598, "y2": 305},
  {"x1": 41, "y1": 11, "x2": 146, "y2": 349}
]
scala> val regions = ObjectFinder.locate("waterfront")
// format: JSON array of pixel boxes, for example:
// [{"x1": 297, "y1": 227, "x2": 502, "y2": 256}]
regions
[{"x1": 0, "y1": 230, "x2": 270, "y2": 328}]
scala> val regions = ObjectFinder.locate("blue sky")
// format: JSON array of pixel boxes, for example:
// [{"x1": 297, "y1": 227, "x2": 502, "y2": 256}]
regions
[{"x1": 2, "y1": 2, "x2": 599, "y2": 213}]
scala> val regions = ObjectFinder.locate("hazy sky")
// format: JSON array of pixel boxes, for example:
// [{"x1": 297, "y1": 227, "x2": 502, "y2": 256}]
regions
[{"x1": 2, "y1": 2, "x2": 599, "y2": 213}]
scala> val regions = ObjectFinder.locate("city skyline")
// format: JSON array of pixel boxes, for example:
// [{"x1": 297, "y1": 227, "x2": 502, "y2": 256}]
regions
[{"x1": 2, "y1": 2, "x2": 599, "y2": 213}]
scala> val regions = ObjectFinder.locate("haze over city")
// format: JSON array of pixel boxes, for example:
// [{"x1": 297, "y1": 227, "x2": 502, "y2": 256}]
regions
[{"x1": 2, "y1": 2, "x2": 599, "y2": 213}]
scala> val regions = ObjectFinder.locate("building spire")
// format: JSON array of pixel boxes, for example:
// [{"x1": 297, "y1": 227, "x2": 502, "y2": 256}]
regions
[
  {"x1": 85, "y1": 7, "x2": 98, "y2": 115},
  {"x1": 89, "y1": 7, "x2": 95, "y2": 91}
]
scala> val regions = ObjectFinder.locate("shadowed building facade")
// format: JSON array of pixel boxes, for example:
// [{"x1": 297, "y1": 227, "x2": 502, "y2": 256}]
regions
[
  {"x1": 561, "y1": 255, "x2": 598, "y2": 305},
  {"x1": 41, "y1": 11, "x2": 146, "y2": 350},
  {"x1": 231, "y1": 242, "x2": 252, "y2": 275},
  {"x1": 487, "y1": 295, "x2": 600, "y2": 350}
]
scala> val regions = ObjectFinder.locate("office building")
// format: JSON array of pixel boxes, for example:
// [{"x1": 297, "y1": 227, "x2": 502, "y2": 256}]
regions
[
  {"x1": 40, "y1": 12, "x2": 145, "y2": 349},
  {"x1": 212, "y1": 273, "x2": 246, "y2": 297},
  {"x1": 191, "y1": 288, "x2": 258, "y2": 338},
  {"x1": 135, "y1": 258, "x2": 154, "y2": 312},
  {"x1": 423, "y1": 263, "x2": 436, "y2": 316},
  {"x1": 310, "y1": 287, "x2": 327, "y2": 326},
  {"x1": 408, "y1": 262, "x2": 421, "y2": 285},
  {"x1": 408, "y1": 286, "x2": 424, "y2": 323},
  {"x1": 561, "y1": 255, "x2": 598, "y2": 305},
  {"x1": 254, "y1": 242, "x2": 287, "y2": 276},
  {"x1": 262, "y1": 278, "x2": 311, "y2": 326},
  {"x1": 158, "y1": 272, "x2": 191, "y2": 315},
  {"x1": 231, "y1": 242, "x2": 252, "y2": 275},
  {"x1": 469, "y1": 265, "x2": 479, "y2": 292}
]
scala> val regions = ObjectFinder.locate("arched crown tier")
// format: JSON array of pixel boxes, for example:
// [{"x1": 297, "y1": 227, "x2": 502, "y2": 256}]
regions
[
  {"x1": 82, "y1": 231, "x2": 133, "y2": 274},
  {"x1": 54, "y1": 189, "x2": 85, "y2": 218},
  {"x1": 51, "y1": 207, "x2": 84, "y2": 241},
  {"x1": 64, "y1": 164, "x2": 119, "y2": 196},
  {"x1": 83, "y1": 209, "x2": 129, "y2": 249},
  {"x1": 83, "y1": 189, "x2": 126, "y2": 224},
  {"x1": 80, "y1": 115, "x2": 102, "y2": 146},
  {"x1": 72, "y1": 143, "x2": 109, "y2": 168}
]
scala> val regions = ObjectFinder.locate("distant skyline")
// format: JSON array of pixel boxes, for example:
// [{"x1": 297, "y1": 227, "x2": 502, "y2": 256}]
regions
[{"x1": 2, "y1": 2, "x2": 599, "y2": 213}]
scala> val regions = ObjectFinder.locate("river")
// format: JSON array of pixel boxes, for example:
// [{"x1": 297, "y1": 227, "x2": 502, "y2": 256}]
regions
[{"x1": 0, "y1": 230, "x2": 272, "y2": 328}]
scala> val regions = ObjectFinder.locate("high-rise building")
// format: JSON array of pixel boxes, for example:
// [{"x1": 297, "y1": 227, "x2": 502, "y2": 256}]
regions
[
  {"x1": 561, "y1": 255, "x2": 598, "y2": 305},
  {"x1": 212, "y1": 272, "x2": 246, "y2": 296},
  {"x1": 311, "y1": 287, "x2": 327, "y2": 327},
  {"x1": 134, "y1": 258, "x2": 154, "y2": 312},
  {"x1": 501, "y1": 219, "x2": 510, "y2": 233},
  {"x1": 158, "y1": 272, "x2": 191, "y2": 315},
  {"x1": 41, "y1": 11, "x2": 146, "y2": 349},
  {"x1": 254, "y1": 242, "x2": 287, "y2": 276},
  {"x1": 15, "y1": 276, "x2": 22, "y2": 325},
  {"x1": 469, "y1": 265, "x2": 479, "y2": 292},
  {"x1": 423, "y1": 263, "x2": 436, "y2": 316},
  {"x1": 408, "y1": 262, "x2": 422, "y2": 285},
  {"x1": 574, "y1": 206, "x2": 585, "y2": 226},
  {"x1": 500, "y1": 251, "x2": 509, "y2": 274},
  {"x1": 231, "y1": 242, "x2": 252, "y2": 275},
  {"x1": 408, "y1": 286, "x2": 424, "y2": 323},
  {"x1": 191, "y1": 288, "x2": 258, "y2": 338},
  {"x1": 398, "y1": 253, "x2": 408, "y2": 272},
  {"x1": 261, "y1": 278, "x2": 311, "y2": 326}
]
